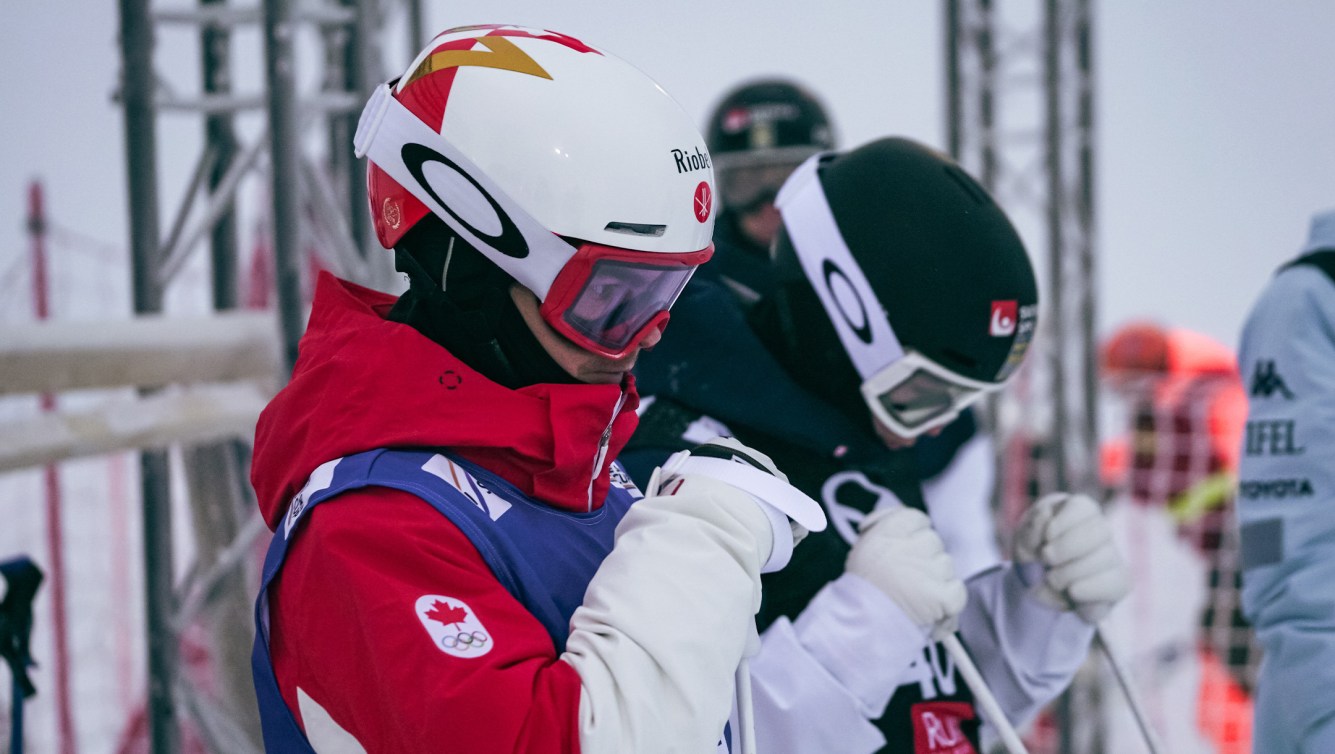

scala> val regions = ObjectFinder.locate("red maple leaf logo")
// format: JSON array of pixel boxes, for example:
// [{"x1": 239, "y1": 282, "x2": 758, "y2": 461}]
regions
[{"x1": 426, "y1": 600, "x2": 468, "y2": 627}]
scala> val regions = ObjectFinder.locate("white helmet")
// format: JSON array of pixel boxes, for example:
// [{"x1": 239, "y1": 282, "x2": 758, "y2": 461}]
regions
[{"x1": 355, "y1": 25, "x2": 715, "y2": 356}]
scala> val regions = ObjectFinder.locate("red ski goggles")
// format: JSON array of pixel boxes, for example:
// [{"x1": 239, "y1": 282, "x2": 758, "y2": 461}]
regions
[{"x1": 539, "y1": 242, "x2": 714, "y2": 359}]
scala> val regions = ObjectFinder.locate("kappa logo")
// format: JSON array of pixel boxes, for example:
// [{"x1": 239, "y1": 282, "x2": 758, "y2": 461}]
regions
[
  {"x1": 989, "y1": 300, "x2": 1017, "y2": 337},
  {"x1": 416, "y1": 595, "x2": 493, "y2": 658},
  {"x1": 1250, "y1": 360, "x2": 1295, "y2": 399}
]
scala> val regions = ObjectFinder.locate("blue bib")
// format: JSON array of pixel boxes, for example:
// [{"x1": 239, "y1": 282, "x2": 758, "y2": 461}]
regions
[{"x1": 251, "y1": 448, "x2": 639, "y2": 752}]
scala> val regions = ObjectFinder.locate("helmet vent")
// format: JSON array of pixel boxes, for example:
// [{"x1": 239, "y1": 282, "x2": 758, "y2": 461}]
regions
[{"x1": 604, "y1": 221, "x2": 667, "y2": 238}]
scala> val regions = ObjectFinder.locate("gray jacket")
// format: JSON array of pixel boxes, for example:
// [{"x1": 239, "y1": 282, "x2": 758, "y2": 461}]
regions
[{"x1": 1237, "y1": 207, "x2": 1335, "y2": 752}]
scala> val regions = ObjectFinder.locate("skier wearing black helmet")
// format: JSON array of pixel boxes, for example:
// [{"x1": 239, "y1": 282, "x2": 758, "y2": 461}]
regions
[
  {"x1": 703, "y1": 78, "x2": 835, "y2": 304},
  {"x1": 626, "y1": 137, "x2": 1131, "y2": 752}
]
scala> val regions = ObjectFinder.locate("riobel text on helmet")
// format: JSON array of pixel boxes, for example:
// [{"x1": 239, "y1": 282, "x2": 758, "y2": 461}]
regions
[{"x1": 671, "y1": 147, "x2": 712, "y2": 174}]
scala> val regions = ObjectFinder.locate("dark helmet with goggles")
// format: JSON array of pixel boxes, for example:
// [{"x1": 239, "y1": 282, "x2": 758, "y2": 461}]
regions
[
  {"x1": 705, "y1": 78, "x2": 834, "y2": 214},
  {"x1": 764, "y1": 137, "x2": 1039, "y2": 438}
]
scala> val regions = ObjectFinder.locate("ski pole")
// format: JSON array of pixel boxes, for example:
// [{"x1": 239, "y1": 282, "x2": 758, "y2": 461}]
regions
[
  {"x1": 733, "y1": 622, "x2": 761, "y2": 754},
  {"x1": 941, "y1": 634, "x2": 1030, "y2": 754},
  {"x1": 735, "y1": 657, "x2": 756, "y2": 754},
  {"x1": 1094, "y1": 623, "x2": 1164, "y2": 754}
]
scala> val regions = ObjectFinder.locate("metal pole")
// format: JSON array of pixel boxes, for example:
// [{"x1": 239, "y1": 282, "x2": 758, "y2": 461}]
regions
[
  {"x1": 945, "y1": 1, "x2": 961, "y2": 157},
  {"x1": 118, "y1": 2, "x2": 180, "y2": 752},
  {"x1": 407, "y1": 0, "x2": 425, "y2": 51},
  {"x1": 202, "y1": 0, "x2": 240, "y2": 310},
  {"x1": 1094, "y1": 626, "x2": 1165, "y2": 754},
  {"x1": 29, "y1": 182, "x2": 78, "y2": 754},
  {"x1": 1044, "y1": 0, "x2": 1069, "y2": 493},
  {"x1": 978, "y1": 0, "x2": 997, "y2": 190},
  {"x1": 264, "y1": 0, "x2": 306, "y2": 375},
  {"x1": 1076, "y1": 0, "x2": 1100, "y2": 489},
  {"x1": 342, "y1": 0, "x2": 375, "y2": 257}
]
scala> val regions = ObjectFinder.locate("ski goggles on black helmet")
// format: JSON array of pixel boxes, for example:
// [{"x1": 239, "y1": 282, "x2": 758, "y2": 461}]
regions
[
  {"x1": 775, "y1": 154, "x2": 1005, "y2": 438},
  {"x1": 858, "y1": 351, "x2": 999, "y2": 436},
  {"x1": 355, "y1": 83, "x2": 713, "y2": 359}
]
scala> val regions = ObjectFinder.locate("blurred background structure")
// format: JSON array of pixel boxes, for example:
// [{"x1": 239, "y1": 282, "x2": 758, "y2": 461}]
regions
[{"x1": 2, "y1": 1, "x2": 1331, "y2": 752}]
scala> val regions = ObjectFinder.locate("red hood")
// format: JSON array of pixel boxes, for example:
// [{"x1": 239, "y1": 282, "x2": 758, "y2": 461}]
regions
[{"x1": 252, "y1": 273, "x2": 639, "y2": 530}]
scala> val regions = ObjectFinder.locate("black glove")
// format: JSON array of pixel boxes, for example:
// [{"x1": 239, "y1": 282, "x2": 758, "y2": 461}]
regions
[{"x1": 0, "y1": 556, "x2": 44, "y2": 698}]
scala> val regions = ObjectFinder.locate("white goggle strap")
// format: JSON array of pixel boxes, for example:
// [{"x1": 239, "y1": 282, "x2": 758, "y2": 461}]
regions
[
  {"x1": 775, "y1": 154, "x2": 904, "y2": 380},
  {"x1": 353, "y1": 83, "x2": 575, "y2": 300}
]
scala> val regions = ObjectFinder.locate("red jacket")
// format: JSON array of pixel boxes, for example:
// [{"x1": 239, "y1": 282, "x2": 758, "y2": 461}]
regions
[{"x1": 251, "y1": 273, "x2": 638, "y2": 752}]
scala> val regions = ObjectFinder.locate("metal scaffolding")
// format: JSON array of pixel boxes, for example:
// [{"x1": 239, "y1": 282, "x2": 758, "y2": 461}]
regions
[
  {"x1": 114, "y1": 0, "x2": 404, "y2": 750},
  {"x1": 946, "y1": 1, "x2": 1100, "y2": 750},
  {"x1": 109, "y1": 2, "x2": 1098, "y2": 750},
  {"x1": 946, "y1": 0, "x2": 1099, "y2": 507}
]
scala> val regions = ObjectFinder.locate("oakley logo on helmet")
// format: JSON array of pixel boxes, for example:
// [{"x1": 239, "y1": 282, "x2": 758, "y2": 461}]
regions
[
  {"x1": 822, "y1": 259, "x2": 873, "y2": 344},
  {"x1": 672, "y1": 147, "x2": 712, "y2": 174},
  {"x1": 402, "y1": 142, "x2": 529, "y2": 259},
  {"x1": 989, "y1": 300, "x2": 1018, "y2": 337},
  {"x1": 694, "y1": 182, "x2": 712, "y2": 223}
]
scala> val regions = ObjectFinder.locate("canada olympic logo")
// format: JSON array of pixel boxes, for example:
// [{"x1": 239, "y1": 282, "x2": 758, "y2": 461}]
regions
[{"x1": 416, "y1": 595, "x2": 494, "y2": 658}]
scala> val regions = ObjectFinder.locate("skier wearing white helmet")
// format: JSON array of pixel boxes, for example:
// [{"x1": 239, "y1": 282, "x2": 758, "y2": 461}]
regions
[{"x1": 249, "y1": 25, "x2": 822, "y2": 753}]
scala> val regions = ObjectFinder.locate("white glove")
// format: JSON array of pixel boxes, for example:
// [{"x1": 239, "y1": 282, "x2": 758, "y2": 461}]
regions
[
  {"x1": 1013, "y1": 492, "x2": 1131, "y2": 623},
  {"x1": 846, "y1": 507, "x2": 967, "y2": 640},
  {"x1": 649, "y1": 435, "x2": 827, "y2": 573}
]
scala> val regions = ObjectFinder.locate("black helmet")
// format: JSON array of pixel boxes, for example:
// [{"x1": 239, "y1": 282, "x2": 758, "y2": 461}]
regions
[
  {"x1": 757, "y1": 137, "x2": 1039, "y2": 436},
  {"x1": 705, "y1": 79, "x2": 835, "y2": 212}
]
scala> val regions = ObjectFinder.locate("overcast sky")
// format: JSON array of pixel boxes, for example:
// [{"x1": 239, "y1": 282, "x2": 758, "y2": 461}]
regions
[{"x1": 2, "y1": 2, "x2": 1332, "y2": 350}]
